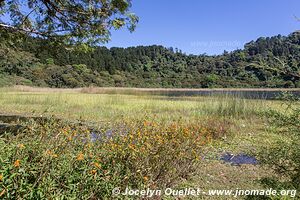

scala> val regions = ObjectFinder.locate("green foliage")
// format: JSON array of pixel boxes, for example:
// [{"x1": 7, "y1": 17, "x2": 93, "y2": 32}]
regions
[
  {"x1": 203, "y1": 74, "x2": 219, "y2": 88},
  {"x1": 1, "y1": 31, "x2": 300, "y2": 88},
  {"x1": 257, "y1": 95, "x2": 300, "y2": 198},
  {"x1": 45, "y1": 58, "x2": 54, "y2": 65},
  {"x1": 0, "y1": 0, "x2": 138, "y2": 46},
  {"x1": 0, "y1": 75, "x2": 13, "y2": 87}
]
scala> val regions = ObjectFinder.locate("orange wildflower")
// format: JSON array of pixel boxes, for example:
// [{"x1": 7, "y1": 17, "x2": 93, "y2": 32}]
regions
[
  {"x1": 45, "y1": 149, "x2": 52, "y2": 155},
  {"x1": 90, "y1": 170, "x2": 97, "y2": 175},
  {"x1": 0, "y1": 189, "x2": 5, "y2": 197},
  {"x1": 76, "y1": 153, "x2": 84, "y2": 161},
  {"x1": 93, "y1": 162, "x2": 101, "y2": 169},
  {"x1": 143, "y1": 120, "x2": 148, "y2": 127},
  {"x1": 129, "y1": 144, "x2": 136, "y2": 151},
  {"x1": 14, "y1": 160, "x2": 21, "y2": 168},
  {"x1": 143, "y1": 176, "x2": 149, "y2": 182},
  {"x1": 45, "y1": 150, "x2": 58, "y2": 158}
]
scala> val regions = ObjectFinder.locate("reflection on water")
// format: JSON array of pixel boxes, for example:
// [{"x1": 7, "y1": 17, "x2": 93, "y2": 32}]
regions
[
  {"x1": 221, "y1": 153, "x2": 258, "y2": 165},
  {"x1": 143, "y1": 90, "x2": 300, "y2": 100}
]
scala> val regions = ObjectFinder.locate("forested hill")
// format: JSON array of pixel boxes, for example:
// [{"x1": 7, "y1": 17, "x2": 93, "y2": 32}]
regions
[{"x1": 1, "y1": 30, "x2": 300, "y2": 88}]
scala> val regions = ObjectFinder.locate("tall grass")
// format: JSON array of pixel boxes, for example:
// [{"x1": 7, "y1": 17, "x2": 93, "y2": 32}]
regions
[
  {"x1": 198, "y1": 95, "x2": 266, "y2": 118},
  {"x1": 0, "y1": 90, "x2": 275, "y2": 122}
]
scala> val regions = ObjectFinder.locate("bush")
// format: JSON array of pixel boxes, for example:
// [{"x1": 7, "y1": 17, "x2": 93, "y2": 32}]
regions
[
  {"x1": 257, "y1": 96, "x2": 300, "y2": 198},
  {"x1": 0, "y1": 117, "x2": 229, "y2": 199},
  {"x1": 0, "y1": 75, "x2": 13, "y2": 87}
]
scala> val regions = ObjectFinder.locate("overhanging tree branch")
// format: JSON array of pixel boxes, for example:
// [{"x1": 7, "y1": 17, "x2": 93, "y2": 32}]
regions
[{"x1": 0, "y1": 0, "x2": 138, "y2": 45}]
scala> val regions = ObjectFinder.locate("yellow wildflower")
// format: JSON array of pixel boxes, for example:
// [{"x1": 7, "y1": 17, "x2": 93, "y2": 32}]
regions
[
  {"x1": 62, "y1": 127, "x2": 69, "y2": 135},
  {"x1": 0, "y1": 174, "x2": 3, "y2": 181},
  {"x1": 14, "y1": 160, "x2": 21, "y2": 168},
  {"x1": 76, "y1": 153, "x2": 84, "y2": 161},
  {"x1": 90, "y1": 170, "x2": 97, "y2": 175}
]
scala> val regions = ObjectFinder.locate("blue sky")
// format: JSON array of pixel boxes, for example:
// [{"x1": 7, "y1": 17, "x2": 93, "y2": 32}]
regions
[
  {"x1": 106, "y1": 0, "x2": 300, "y2": 55},
  {"x1": 1, "y1": 1, "x2": 299, "y2": 55}
]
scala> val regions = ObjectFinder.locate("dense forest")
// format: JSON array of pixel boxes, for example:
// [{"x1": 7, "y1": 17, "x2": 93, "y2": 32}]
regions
[{"x1": 1, "y1": 30, "x2": 300, "y2": 88}]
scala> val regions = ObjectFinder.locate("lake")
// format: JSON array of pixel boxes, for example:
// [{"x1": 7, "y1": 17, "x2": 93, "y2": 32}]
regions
[
  {"x1": 9, "y1": 86, "x2": 300, "y2": 100},
  {"x1": 145, "y1": 89, "x2": 300, "y2": 100}
]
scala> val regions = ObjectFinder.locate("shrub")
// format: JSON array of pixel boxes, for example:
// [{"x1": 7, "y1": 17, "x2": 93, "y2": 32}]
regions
[
  {"x1": 258, "y1": 95, "x2": 300, "y2": 198},
  {"x1": 0, "y1": 117, "x2": 230, "y2": 199}
]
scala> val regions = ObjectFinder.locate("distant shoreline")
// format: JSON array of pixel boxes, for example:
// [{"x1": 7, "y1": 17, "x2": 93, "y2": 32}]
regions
[{"x1": 2, "y1": 85, "x2": 300, "y2": 93}]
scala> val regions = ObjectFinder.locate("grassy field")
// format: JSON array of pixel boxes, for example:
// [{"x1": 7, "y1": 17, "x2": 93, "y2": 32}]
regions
[
  {"x1": 0, "y1": 86, "x2": 281, "y2": 122},
  {"x1": 0, "y1": 87, "x2": 298, "y2": 199}
]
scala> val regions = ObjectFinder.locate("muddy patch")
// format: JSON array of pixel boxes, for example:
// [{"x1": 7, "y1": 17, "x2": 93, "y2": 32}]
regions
[
  {"x1": 0, "y1": 114, "x2": 57, "y2": 134},
  {"x1": 0, "y1": 114, "x2": 52, "y2": 124},
  {"x1": 0, "y1": 123, "x2": 25, "y2": 134}
]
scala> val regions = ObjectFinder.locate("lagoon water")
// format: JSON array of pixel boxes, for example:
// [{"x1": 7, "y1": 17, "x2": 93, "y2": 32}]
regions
[{"x1": 143, "y1": 90, "x2": 300, "y2": 100}]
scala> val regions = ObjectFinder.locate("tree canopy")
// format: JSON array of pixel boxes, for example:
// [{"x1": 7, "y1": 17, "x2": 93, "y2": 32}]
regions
[
  {"x1": 1, "y1": 30, "x2": 300, "y2": 88},
  {"x1": 0, "y1": 0, "x2": 138, "y2": 46}
]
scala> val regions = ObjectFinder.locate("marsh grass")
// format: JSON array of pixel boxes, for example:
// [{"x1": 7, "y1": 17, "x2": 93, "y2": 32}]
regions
[
  {"x1": 0, "y1": 87, "x2": 290, "y2": 199},
  {"x1": 198, "y1": 95, "x2": 267, "y2": 118},
  {"x1": 0, "y1": 89, "x2": 276, "y2": 123}
]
